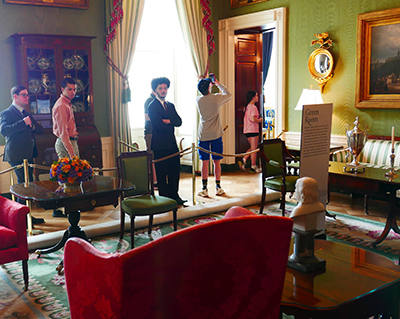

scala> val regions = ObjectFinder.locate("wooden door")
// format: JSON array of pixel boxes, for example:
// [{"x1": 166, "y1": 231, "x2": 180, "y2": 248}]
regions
[{"x1": 234, "y1": 33, "x2": 263, "y2": 160}]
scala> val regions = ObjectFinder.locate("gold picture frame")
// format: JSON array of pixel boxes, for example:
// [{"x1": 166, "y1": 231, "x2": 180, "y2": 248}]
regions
[
  {"x1": 231, "y1": 0, "x2": 268, "y2": 9},
  {"x1": 3, "y1": 0, "x2": 88, "y2": 9},
  {"x1": 356, "y1": 8, "x2": 400, "y2": 109}
]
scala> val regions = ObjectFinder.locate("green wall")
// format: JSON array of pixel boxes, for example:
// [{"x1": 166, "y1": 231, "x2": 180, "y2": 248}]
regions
[
  {"x1": 0, "y1": 1, "x2": 110, "y2": 145},
  {"x1": 214, "y1": 0, "x2": 400, "y2": 136}
]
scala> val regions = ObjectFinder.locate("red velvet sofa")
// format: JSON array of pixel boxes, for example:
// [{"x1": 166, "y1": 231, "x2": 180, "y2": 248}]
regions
[{"x1": 64, "y1": 215, "x2": 293, "y2": 319}]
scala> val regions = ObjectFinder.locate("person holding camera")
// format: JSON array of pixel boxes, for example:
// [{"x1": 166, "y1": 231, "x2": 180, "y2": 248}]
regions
[{"x1": 196, "y1": 74, "x2": 232, "y2": 197}]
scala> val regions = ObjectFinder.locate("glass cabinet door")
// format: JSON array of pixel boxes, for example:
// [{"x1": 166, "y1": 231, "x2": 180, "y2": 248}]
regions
[
  {"x1": 26, "y1": 48, "x2": 56, "y2": 115},
  {"x1": 62, "y1": 49, "x2": 91, "y2": 114}
]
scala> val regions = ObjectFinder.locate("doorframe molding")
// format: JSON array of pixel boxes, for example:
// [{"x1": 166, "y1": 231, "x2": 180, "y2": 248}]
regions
[{"x1": 219, "y1": 7, "x2": 286, "y2": 164}]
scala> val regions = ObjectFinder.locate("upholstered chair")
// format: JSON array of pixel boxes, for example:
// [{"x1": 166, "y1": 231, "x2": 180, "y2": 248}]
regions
[
  {"x1": 116, "y1": 151, "x2": 178, "y2": 248},
  {"x1": 259, "y1": 138, "x2": 299, "y2": 216},
  {"x1": 0, "y1": 196, "x2": 30, "y2": 291}
]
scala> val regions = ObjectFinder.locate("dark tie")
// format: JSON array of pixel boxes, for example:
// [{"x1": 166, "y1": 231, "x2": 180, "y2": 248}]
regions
[
  {"x1": 22, "y1": 109, "x2": 29, "y2": 117},
  {"x1": 163, "y1": 102, "x2": 168, "y2": 112}
]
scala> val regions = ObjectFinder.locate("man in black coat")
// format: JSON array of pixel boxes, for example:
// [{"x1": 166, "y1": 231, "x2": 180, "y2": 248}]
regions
[
  {"x1": 0, "y1": 85, "x2": 44, "y2": 224},
  {"x1": 148, "y1": 77, "x2": 186, "y2": 205}
]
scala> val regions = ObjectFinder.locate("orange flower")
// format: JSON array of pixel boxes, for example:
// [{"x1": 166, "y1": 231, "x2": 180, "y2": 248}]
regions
[{"x1": 68, "y1": 177, "x2": 75, "y2": 183}]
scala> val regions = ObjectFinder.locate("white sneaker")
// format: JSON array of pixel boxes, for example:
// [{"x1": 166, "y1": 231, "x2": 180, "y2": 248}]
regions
[
  {"x1": 215, "y1": 187, "x2": 225, "y2": 196},
  {"x1": 238, "y1": 159, "x2": 246, "y2": 171},
  {"x1": 250, "y1": 166, "x2": 262, "y2": 173},
  {"x1": 198, "y1": 189, "x2": 208, "y2": 197}
]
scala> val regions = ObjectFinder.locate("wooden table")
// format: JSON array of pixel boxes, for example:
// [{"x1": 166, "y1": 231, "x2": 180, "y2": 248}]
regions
[
  {"x1": 281, "y1": 239, "x2": 400, "y2": 318},
  {"x1": 10, "y1": 175, "x2": 135, "y2": 255},
  {"x1": 329, "y1": 161, "x2": 400, "y2": 246}
]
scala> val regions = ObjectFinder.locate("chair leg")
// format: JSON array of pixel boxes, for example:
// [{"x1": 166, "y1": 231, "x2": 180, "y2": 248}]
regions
[
  {"x1": 282, "y1": 195, "x2": 286, "y2": 217},
  {"x1": 22, "y1": 259, "x2": 28, "y2": 291},
  {"x1": 364, "y1": 194, "x2": 369, "y2": 215},
  {"x1": 130, "y1": 216, "x2": 136, "y2": 249},
  {"x1": 120, "y1": 206, "x2": 125, "y2": 239},
  {"x1": 148, "y1": 215, "x2": 153, "y2": 235},
  {"x1": 260, "y1": 187, "x2": 266, "y2": 214},
  {"x1": 172, "y1": 208, "x2": 177, "y2": 231}
]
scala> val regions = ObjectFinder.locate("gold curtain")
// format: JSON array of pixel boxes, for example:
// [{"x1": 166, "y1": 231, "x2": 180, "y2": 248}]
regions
[
  {"x1": 175, "y1": 0, "x2": 209, "y2": 78},
  {"x1": 175, "y1": 0, "x2": 210, "y2": 172},
  {"x1": 106, "y1": 0, "x2": 145, "y2": 154}
]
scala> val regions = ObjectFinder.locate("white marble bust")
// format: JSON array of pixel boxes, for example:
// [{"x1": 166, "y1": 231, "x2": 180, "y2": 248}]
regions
[{"x1": 290, "y1": 177, "x2": 326, "y2": 231}]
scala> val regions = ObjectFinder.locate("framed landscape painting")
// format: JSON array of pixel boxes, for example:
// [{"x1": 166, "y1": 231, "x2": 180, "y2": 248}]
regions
[
  {"x1": 356, "y1": 8, "x2": 400, "y2": 109},
  {"x1": 231, "y1": 0, "x2": 268, "y2": 9},
  {"x1": 3, "y1": 0, "x2": 89, "y2": 9}
]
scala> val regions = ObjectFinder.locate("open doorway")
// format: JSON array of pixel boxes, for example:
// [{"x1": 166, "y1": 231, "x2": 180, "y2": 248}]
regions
[
  {"x1": 218, "y1": 7, "x2": 286, "y2": 165},
  {"x1": 233, "y1": 27, "x2": 276, "y2": 157}
]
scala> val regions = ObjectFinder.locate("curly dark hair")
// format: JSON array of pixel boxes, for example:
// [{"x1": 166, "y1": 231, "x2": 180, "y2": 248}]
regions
[{"x1": 151, "y1": 77, "x2": 170, "y2": 91}]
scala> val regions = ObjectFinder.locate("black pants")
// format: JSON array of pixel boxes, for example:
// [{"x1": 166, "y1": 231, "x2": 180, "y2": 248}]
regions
[
  {"x1": 153, "y1": 148, "x2": 180, "y2": 201},
  {"x1": 8, "y1": 158, "x2": 34, "y2": 205}
]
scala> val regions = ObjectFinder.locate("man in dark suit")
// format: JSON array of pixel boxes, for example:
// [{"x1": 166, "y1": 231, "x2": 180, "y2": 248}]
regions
[
  {"x1": 148, "y1": 77, "x2": 186, "y2": 205},
  {"x1": 0, "y1": 85, "x2": 44, "y2": 224}
]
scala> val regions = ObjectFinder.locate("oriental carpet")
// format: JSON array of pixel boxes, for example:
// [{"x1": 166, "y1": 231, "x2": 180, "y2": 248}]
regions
[{"x1": 1, "y1": 204, "x2": 400, "y2": 318}]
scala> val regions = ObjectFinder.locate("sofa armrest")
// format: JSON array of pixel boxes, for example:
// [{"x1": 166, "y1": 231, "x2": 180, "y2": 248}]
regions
[
  {"x1": 331, "y1": 148, "x2": 350, "y2": 163},
  {"x1": 64, "y1": 238, "x2": 124, "y2": 318},
  {"x1": 0, "y1": 196, "x2": 29, "y2": 235}
]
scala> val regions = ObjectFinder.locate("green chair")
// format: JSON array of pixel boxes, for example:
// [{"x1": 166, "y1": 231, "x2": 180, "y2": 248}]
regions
[
  {"x1": 116, "y1": 151, "x2": 178, "y2": 248},
  {"x1": 259, "y1": 138, "x2": 299, "y2": 216}
]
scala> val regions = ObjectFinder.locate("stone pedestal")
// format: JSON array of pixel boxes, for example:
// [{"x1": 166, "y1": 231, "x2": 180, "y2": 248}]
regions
[{"x1": 288, "y1": 228, "x2": 326, "y2": 273}]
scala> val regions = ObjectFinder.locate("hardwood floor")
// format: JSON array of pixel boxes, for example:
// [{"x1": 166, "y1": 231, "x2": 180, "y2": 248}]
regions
[{"x1": 28, "y1": 170, "x2": 391, "y2": 235}]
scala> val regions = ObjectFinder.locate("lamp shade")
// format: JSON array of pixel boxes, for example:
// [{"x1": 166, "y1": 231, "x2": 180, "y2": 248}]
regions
[{"x1": 295, "y1": 89, "x2": 324, "y2": 110}]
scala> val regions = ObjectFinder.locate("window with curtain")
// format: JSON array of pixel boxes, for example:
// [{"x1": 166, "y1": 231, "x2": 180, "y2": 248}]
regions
[{"x1": 128, "y1": 0, "x2": 197, "y2": 136}]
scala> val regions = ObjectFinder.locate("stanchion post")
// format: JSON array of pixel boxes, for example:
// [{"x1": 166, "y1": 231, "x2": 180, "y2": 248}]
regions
[
  {"x1": 10, "y1": 169, "x2": 15, "y2": 202},
  {"x1": 23, "y1": 159, "x2": 33, "y2": 236},
  {"x1": 192, "y1": 143, "x2": 196, "y2": 205}
]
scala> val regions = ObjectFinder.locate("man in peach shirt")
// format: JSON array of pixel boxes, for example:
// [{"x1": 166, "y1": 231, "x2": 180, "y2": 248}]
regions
[{"x1": 52, "y1": 77, "x2": 79, "y2": 159}]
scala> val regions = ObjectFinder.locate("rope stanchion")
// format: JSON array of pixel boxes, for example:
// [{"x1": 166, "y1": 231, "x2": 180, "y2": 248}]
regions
[
  {"x1": 23, "y1": 160, "x2": 33, "y2": 236},
  {"x1": 94, "y1": 167, "x2": 117, "y2": 173},
  {"x1": 0, "y1": 164, "x2": 23, "y2": 176},
  {"x1": 192, "y1": 143, "x2": 196, "y2": 205},
  {"x1": 119, "y1": 139, "x2": 140, "y2": 152},
  {"x1": 196, "y1": 146, "x2": 259, "y2": 158},
  {"x1": 152, "y1": 146, "x2": 192, "y2": 164},
  {"x1": 29, "y1": 163, "x2": 51, "y2": 171}
]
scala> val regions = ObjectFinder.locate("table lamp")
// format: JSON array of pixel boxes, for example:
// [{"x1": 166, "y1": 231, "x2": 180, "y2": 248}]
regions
[{"x1": 295, "y1": 87, "x2": 323, "y2": 111}]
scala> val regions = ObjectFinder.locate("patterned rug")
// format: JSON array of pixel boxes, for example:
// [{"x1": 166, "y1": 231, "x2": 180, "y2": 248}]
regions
[{"x1": 1, "y1": 205, "x2": 400, "y2": 318}]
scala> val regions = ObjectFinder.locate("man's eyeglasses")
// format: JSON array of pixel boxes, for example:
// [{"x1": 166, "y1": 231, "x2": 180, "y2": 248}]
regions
[{"x1": 18, "y1": 94, "x2": 29, "y2": 97}]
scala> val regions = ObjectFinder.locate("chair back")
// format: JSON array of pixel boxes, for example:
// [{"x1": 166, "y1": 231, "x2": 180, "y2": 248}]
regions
[
  {"x1": 116, "y1": 151, "x2": 153, "y2": 196},
  {"x1": 259, "y1": 138, "x2": 287, "y2": 178},
  {"x1": 64, "y1": 216, "x2": 293, "y2": 319}
]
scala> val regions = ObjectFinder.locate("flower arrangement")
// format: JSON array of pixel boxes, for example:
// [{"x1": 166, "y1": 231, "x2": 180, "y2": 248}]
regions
[{"x1": 50, "y1": 156, "x2": 93, "y2": 184}]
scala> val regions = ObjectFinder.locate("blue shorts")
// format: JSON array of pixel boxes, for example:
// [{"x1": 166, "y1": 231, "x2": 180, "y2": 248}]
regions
[{"x1": 198, "y1": 137, "x2": 223, "y2": 161}]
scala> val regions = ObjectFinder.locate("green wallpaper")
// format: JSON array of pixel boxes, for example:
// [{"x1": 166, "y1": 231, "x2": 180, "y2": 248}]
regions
[
  {"x1": 0, "y1": 1, "x2": 110, "y2": 144},
  {"x1": 215, "y1": 0, "x2": 400, "y2": 136}
]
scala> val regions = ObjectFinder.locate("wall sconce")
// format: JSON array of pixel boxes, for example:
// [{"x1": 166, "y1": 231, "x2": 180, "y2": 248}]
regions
[{"x1": 295, "y1": 87, "x2": 323, "y2": 111}]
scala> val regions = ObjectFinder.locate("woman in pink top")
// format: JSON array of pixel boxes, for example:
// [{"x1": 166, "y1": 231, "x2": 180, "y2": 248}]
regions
[{"x1": 238, "y1": 91, "x2": 263, "y2": 173}]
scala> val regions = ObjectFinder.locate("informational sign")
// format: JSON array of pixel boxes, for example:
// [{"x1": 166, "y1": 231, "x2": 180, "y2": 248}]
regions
[{"x1": 299, "y1": 103, "x2": 333, "y2": 207}]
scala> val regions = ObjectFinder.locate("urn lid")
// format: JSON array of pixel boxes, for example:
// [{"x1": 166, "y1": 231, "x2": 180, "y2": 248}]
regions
[{"x1": 347, "y1": 117, "x2": 366, "y2": 135}]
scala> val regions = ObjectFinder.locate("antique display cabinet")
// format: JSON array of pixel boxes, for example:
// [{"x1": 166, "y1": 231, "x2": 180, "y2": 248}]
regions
[{"x1": 10, "y1": 33, "x2": 102, "y2": 174}]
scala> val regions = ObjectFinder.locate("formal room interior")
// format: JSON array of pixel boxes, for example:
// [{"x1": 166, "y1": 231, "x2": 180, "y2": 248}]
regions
[{"x1": 1, "y1": 0, "x2": 400, "y2": 318}]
